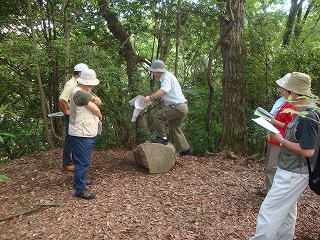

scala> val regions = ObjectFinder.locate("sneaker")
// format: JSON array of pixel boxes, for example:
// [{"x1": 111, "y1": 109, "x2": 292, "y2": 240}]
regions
[
  {"x1": 151, "y1": 137, "x2": 169, "y2": 145},
  {"x1": 76, "y1": 190, "x2": 96, "y2": 200},
  {"x1": 64, "y1": 165, "x2": 75, "y2": 172},
  {"x1": 180, "y1": 147, "x2": 193, "y2": 156}
]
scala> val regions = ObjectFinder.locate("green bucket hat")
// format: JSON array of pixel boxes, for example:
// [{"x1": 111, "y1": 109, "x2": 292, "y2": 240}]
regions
[{"x1": 281, "y1": 72, "x2": 311, "y2": 95}]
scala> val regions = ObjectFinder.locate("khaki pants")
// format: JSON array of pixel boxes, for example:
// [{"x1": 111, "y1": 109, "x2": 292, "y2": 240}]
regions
[
  {"x1": 251, "y1": 168, "x2": 308, "y2": 240},
  {"x1": 152, "y1": 103, "x2": 190, "y2": 150},
  {"x1": 265, "y1": 143, "x2": 280, "y2": 192}
]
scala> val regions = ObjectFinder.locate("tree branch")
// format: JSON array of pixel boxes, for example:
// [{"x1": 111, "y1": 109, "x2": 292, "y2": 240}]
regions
[{"x1": 0, "y1": 204, "x2": 61, "y2": 222}]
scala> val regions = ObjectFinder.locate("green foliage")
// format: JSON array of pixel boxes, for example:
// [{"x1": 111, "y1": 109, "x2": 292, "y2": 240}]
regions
[
  {"x1": 0, "y1": 0, "x2": 320, "y2": 160},
  {"x1": 27, "y1": 200, "x2": 36, "y2": 206},
  {"x1": 183, "y1": 84, "x2": 222, "y2": 155},
  {"x1": 0, "y1": 174, "x2": 11, "y2": 182}
]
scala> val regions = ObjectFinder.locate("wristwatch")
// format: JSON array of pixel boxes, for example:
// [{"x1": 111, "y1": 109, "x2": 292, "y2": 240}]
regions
[
  {"x1": 279, "y1": 138, "x2": 285, "y2": 147},
  {"x1": 150, "y1": 95, "x2": 155, "y2": 101}
]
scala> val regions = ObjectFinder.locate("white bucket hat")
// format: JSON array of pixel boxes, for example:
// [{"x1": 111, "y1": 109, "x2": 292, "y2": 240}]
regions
[
  {"x1": 74, "y1": 63, "x2": 89, "y2": 72},
  {"x1": 148, "y1": 60, "x2": 167, "y2": 72},
  {"x1": 276, "y1": 73, "x2": 291, "y2": 88},
  {"x1": 77, "y1": 69, "x2": 100, "y2": 86}
]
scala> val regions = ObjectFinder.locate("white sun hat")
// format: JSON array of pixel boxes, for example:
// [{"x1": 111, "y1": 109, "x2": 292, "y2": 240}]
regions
[
  {"x1": 74, "y1": 63, "x2": 89, "y2": 72},
  {"x1": 77, "y1": 69, "x2": 100, "y2": 86}
]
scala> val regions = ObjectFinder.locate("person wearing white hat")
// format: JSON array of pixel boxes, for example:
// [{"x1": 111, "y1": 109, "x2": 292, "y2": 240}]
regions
[
  {"x1": 269, "y1": 73, "x2": 290, "y2": 116},
  {"x1": 59, "y1": 63, "x2": 89, "y2": 172},
  {"x1": 69, "y1": 68, "x2": 102, "y2": 200},
  {"x1": 144, "y1": 59, "x2": 192, "y2": 156},
  {"x1": 251, "y1": 72, "x2": 319, "y2": 239},
  {"x1": 264, "y1": 73, "x2": 297, "y2": 193}
]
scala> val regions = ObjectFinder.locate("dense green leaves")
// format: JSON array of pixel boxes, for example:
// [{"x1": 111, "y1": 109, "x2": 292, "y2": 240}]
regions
[{"x1": 0, "y1": 0, "x2": 319, "y2": 160}]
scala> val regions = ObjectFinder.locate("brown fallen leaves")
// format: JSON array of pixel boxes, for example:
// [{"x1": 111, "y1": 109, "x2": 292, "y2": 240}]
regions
[{"x1": 0, "y1": 149, "x2": 319, "y2": 240}]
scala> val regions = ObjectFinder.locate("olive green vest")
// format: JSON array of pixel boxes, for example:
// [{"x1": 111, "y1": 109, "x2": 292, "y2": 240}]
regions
[{"x1": 278, "y1": 106, "x2": 320, "y2": 174}]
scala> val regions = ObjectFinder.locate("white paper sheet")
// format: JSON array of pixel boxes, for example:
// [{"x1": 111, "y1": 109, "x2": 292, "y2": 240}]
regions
[
  {"x1": 48, "y1": 111, "x2": 64, "y2": 117},
  {"x1": 252, "y1": 117, "x2": 280, "y2": 134},
  {"x1": 129, "y1": 95, "x2": 152, "y2": 122}
]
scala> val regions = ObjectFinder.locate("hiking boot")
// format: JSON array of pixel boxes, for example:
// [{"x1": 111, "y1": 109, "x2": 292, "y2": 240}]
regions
[
  {"x1": 64, "y1": 165, "x2": 75, "y2": 172},
  {"x1": 86, "y1": 179, "x2": 94, "y2": 186},
  {"x1": 180, "y1": 147, "x2": 193, "y2": 156},
  {"x1": 151, "y1": 137, "x2": 169, "y2": 145},
  {"x1": 76, "y1": 190, "x2": 96, "y2": 200},
  {"x1": 256, "y1": 189, "x2": 267, "y2": 197}
]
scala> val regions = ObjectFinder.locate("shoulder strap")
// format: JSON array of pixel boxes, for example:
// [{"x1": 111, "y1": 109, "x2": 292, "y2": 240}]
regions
[{"x1": 306, "y1": 158, "x2": 313, "y2": 173}]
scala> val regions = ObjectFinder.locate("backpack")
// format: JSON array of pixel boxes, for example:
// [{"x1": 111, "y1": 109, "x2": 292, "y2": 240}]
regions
[
  {"x1": 306, "y1": 158, "x2": 320, "y2": 195},
  {"x1": 306, "y1": 110, "x2": 320, "y2": 195}
]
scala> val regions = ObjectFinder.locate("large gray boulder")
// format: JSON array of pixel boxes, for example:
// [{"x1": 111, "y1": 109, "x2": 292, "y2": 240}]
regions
[{"x1": 132, "y1": 141, "x2": 176, "y2": 173}]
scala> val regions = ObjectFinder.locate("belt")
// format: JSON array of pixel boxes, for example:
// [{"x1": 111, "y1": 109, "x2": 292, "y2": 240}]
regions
[{"x1": 169, "y1": 102, "x2": 187, "y2": 107}]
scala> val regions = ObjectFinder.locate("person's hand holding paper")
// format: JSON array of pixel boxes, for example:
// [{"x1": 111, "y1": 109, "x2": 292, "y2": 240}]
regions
[
  {"x1": 252, "y1": 117, "x2": 280, "y2": 134},
  {"x1": 269, "y1": 132, "x2": 283, "y2": 144},
  {"x1": 129, "y1": 95, "x2": 152, "y2": 122}
]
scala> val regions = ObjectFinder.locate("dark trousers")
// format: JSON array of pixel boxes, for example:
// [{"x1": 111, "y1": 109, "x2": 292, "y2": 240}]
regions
[
  {"x1": 63, "y1": 115, "x2": 73, "y2": 166},
  {"x1": 72, "y1": 136, "x2": 96, "y2": 195}
]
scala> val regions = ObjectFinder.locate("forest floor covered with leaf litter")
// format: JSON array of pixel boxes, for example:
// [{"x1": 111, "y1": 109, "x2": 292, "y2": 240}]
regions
[{"x1": 0, "y1": 149, "x2": 319, "y2": 240}]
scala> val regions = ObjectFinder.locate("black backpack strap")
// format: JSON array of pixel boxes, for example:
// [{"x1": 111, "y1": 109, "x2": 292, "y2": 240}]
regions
[{"x1": 306, "y1": 158, "x2": 313, "y2": 173}]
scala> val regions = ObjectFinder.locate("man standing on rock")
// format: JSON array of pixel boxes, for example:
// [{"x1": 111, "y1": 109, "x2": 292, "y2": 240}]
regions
[{"x1": 144, "y1": 59, "x2": 192, "y2": 156}]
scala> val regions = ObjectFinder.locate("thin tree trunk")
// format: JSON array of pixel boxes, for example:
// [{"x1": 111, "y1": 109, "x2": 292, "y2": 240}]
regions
[
  {"x1": 60, "y1": 0, "x2": 72, "y2": 143},
  {"x1": 174, "y1": 0, "x2": 181, "y2": 77},
  {"x1": 27, "y1": 0, "x2": 53, "y2": 150},
  {"x1": 294, "y1": 3, "x2": 313, "y2": 39},
  {"x1": 62, "y1": 0, "x2": 71, "y2": 82},
  {"x1": 159, "y1": 0, "x2": 166, "y2": 60},
  {"x1": 41, "y1": 0, "x2": 61, "y2": 145}
]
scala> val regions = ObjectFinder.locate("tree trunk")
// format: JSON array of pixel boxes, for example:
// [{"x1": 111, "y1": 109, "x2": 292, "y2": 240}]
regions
[
  {"x1": 219, "y1": 0, "x2": 248, "y2": 155},
  {"x1": 97, "y1": 1, "x2": 148, "y2": 146},
  {"x1": 294, "y1": 3, "x2": 313, "y2": 40},
  {"x1": 40, "y1": 0, "x2": 61, "y2": 145},
  {"x1": 282, "y1": 0, "x2": 305, "y2": 46},
  {"x1": 97, "y1": 0, "x2": 146, "y2": 96},
  {"x1": 27, "y1": 0, "x2": 53, "y2": 150},
  {"x1": 206, "y1": 0, "x2": 234, "y2": 149},
  {"x1": 174, "y1": 0, "x2": 181, "y2": 77},
  {"x1": 62, "y1": 0, "x2": 71, "y2": 82}
]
